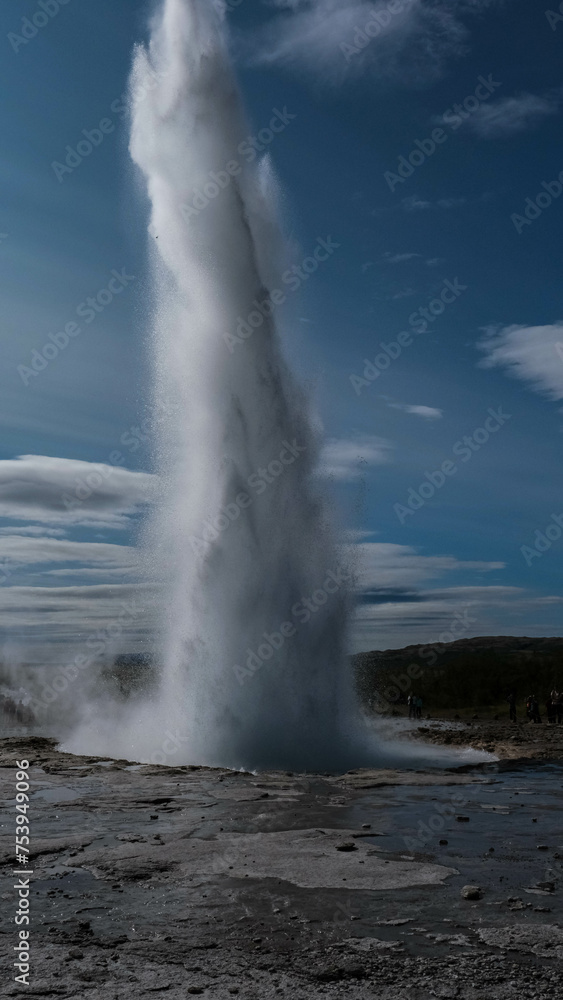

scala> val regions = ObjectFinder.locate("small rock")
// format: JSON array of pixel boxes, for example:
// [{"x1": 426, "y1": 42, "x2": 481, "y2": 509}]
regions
[
  {"x1": 335, "y1": 842, "x2": 358, "y2": 852},
  {"x1": 187, "y1": 990, "x2": 205, "y2": 996},
  {"x1": 439, "y1": 839, "x2": 448, "y2": 845},
  {"x1": 361, "y1": 823, "x2": 371, "y2": 829},
  {"x1": 536, "y1": 845, "x2": 549, "y2": 850},
  {"x1": 456, "y1": 816, "x2": 470, "y2": 822},
  {"x1": 67, "y1": 948, "x2": 84, "y2": 960},
  {"x1": 461, "y1": 885, "x2": 482, "y2": 900}
]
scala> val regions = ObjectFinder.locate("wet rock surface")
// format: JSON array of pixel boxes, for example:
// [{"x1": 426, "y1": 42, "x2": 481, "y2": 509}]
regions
[
  {"x1": 416, "y1": 717, "x2": 563, "y2": 761},
  {"x1": 0, "y1": 736, "x2": 562, "y2": 998}
]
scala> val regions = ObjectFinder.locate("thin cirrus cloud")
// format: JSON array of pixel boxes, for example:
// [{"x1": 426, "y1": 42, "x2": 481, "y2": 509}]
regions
[
  {"x1": 346, "y1": 542, "x2": 555, "y2": 652},
  {"x1": 320, "y1": 434, "x2": 393, "y2": 480},
  {"x1": 0, "y1": 455, "x2": 156, "y2": 529},
  {"x1": 353, "y1": 584, "x2": 562, "y2": 652},
  {"x1": 383, "y1": 251, "x2": 422, "y2": 263},
  {"x1": 389, "y1": 403, "x2": 443, "y2": 419},
  {"x1": 466, "y1": 92, "x2": 561, "y2": 138},
  {"x1": 477, "y1": 323, "x2": 563, "y2": 401},
  {"x1": 353, "y1": 541, "x2": 504, "y2": 591},
  {"x1": 247, "y1": 0, "x2": 477, "y2": 87},
  {"x1": 0, "y1": 535, "x2": 139, "y2": 577},
  {"x1": 0, "y1": 582, "x2": 156, "y2": 655},
  {"x1": 0, "y1": 526, "x2": 67, "y2": 538},
  {"x1": 402, "y1": 195, "x2": 466, "y2": 211}
]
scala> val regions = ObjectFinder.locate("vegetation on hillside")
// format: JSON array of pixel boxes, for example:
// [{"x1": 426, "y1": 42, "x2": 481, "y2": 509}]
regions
[{"x1": 353, "y1": 635, "x2": 563, "y2": 713}]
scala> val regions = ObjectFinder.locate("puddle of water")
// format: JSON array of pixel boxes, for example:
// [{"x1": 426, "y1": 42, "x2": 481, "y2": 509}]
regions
[{"x1": 32, "y1": 786, "x2": 81, "y2": 803}]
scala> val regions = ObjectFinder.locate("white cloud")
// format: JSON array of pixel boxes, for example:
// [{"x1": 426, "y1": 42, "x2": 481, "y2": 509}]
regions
[
  {"x1": 353, "y1": 541, "x2": 503, "y2": 591},
  {"x1": 0, "y1": 535, "x2": 138, "y2": 576},
  {"x1": 389, "y1": 403, "x2": 443, "y2": 419},
  {"x1": 352, "y1": 585, "x2": 562, "y2": 652},
  {"x1": 0, "y1": 455, "x2": 156, "y2": 529},
  {"x1": 345, "y1": 541, "x2": 563, "y2": 651},
  {"x1": 247, "y1": 0, "x2": 473, "y2": 87},
  {"x1": 0, "y1": 583, "x2": 157, "y2": 654},
  {"x1": 320, "y1": 434, "x2": 393, "y2": 480},
  {"x1": 402, "y1": 195, "x2": 431, "y2": 211},
  {"x1": 383, "y1": 251, "x2": 421, "y2": 263},
  {"x1": 466, "y1": 92, "x2": 561, "y2": 138},
  {"x1": 0, "y1": 526, "x2": 66, "y2": 538},
  {"x1": 402, "y1": 195, "x2": 465, "y2": 211},
  {"x1": 436, "y1": 197, "x2": 466, "y2": 209},
  {"x1": 477, "y1": 323, "x2": 563, "y2": 400}
]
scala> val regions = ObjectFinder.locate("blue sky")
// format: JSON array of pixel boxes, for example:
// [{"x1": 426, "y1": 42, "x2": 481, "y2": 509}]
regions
[{"x1": 1, "y1": 0, "x2": 562, "y2": 658}]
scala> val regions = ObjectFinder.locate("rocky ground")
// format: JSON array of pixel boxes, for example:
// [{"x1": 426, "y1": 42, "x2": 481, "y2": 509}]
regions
[
  {"x1": 1, "y1": 734, "x2": 562, "y2": 998},
  {"x1": 415, "y1": 717, "x2": 563, "y2": 761}
]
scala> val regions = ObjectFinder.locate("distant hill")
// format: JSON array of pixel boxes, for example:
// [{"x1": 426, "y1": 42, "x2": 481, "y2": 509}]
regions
[{"x1": 352, "y1": 635, "x2": 563, "y2": 711}]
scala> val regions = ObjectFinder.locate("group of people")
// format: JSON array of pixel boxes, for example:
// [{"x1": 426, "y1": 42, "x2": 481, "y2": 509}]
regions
[
  {"x1": 407, "y1": 694, "x2": 423, "y2": 719},
  {"x1": 506, "y1": 690, "x2": 563, "y2": 724},
  {"x1": 0, "y1": 694, "x2": 34, "y2": 726}
]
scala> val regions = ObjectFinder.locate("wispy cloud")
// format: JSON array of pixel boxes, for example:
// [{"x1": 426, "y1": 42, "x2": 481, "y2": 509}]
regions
[
  {"x1": 320, "y1": 434, "x2": 393, "y2": 480},
  {"x1": 402, "y1": 195, "x2": 466, "y2": 211},
  {"x1": 0, "y1": 582, "x2": 156, "y2": 653},
  {"x1": 477, "y1": 323, "x2": 563, "y2": 400},
  {"x1": 466, "y1": 92, "x2": 561, "y2": 138},
  {"x1": 353, "y1": 541, "x2": 503, "y2": 592},
  {"x1": 402, "y1": 194, "x2": 431, "y2": 211},
  {"x1": 383, "y1": 251, "x2": 421, "y2": 263},
  {"x1": 0, "y1": 535, "x2": 138, "y2": 575},
  {"x1": 0, "y1": 526, "x2": 67, "y2": 538},
  {"x1": 389, "y1": 403, "x2": 443, "y2": 419},
  {"x1": 247, "y1": 0, "x2": 477, "y2": 88},
  {"x1": 346, "y1": 541, "x2": 552, "y2": 652},
  {"x1": 0, "y1": 455, "x2": 156, "y2": 529}
]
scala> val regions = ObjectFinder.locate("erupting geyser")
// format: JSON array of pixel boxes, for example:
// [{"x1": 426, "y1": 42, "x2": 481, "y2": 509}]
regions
[
  {"x1": 61, "y1": 0, "x2": 476, "y2": 774},
  {"x1": 117, "y1": 0, "x2": 362, "y2": 770}
]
